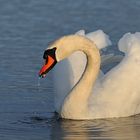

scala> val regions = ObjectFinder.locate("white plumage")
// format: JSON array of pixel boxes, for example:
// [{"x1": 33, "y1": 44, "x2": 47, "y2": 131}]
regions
[{"x1": 50, "y1": 30, "x2": 140, "y2": 119}]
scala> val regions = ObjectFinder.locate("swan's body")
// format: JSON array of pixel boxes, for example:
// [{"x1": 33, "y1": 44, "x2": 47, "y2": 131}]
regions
[{"x1": 39, "y1": 30, "x2": 140, "y2": 120}]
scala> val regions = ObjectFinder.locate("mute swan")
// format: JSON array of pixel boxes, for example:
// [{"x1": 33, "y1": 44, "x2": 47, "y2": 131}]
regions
[{"x1": 39, "y1": 31, "x2": 140, "y2": 120}]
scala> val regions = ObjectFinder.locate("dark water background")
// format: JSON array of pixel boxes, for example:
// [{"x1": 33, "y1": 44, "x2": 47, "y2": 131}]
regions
[{"x1": 0, "y1": 0, "x2": 140, "y2": 139}]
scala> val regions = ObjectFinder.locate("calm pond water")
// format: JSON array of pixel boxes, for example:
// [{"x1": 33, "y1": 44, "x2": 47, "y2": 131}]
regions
[{"x1": 0, "y1": 0, "x2": 140, "y2": 139}]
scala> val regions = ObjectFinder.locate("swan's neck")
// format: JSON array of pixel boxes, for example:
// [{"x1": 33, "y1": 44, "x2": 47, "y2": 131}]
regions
[{"x1": 60, "y1": 36, "x2": 100, "y2": 119}]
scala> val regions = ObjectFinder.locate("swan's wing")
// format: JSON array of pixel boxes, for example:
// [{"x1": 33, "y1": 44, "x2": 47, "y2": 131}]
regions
[
  {"x1": 75, "y1": 29, "x2": 112, "y2": 49},
  {"x1": 90, "y1": 33, "x2": 140, "y2": 116},
  {"x1": 53, "y1": 30, "x2": 111, "y2": 112},
  {"x1": 102, "y1": 32, "x2": 140, "y2": 79}
]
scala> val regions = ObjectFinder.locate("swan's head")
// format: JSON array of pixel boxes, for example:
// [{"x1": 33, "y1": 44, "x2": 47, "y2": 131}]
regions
[
  {"x1": 39, "y1": 47, "x2": 57, "y2": 78},
  {"x1": 39, "y1": 35, "x2": 91, "y2": 78}
]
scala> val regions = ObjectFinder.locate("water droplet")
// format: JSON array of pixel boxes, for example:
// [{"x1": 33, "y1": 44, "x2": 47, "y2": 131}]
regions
[
  {"x1": 37, "y1": 77, "x2": 46, "y2": 105},
  {"x1": 38, "y1": 77, "x2": 41, "y2": 87},
  {"x1": 37, "y1": 77, "x2": 41, "y2": 92}
]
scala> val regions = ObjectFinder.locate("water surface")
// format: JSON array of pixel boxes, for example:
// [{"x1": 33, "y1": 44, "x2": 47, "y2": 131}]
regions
[{"x1": 0, "y1": 0, "x2": 140, "y2": 139}]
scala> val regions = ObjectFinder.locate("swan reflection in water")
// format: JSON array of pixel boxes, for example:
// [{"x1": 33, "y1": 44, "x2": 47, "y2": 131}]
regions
[{"x1": 50, "y1": 114, "x2": 140, "y2": 140}]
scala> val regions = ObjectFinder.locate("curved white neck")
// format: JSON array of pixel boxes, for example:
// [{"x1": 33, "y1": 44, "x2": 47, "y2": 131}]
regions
[{"x1": 58, "y1": 36, "x2": 100, "y2": 119}]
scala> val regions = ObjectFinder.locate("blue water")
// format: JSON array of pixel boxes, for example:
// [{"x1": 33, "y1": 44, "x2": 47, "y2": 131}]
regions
[{"x1": 0, "y1": 0, "x2": 140, "y2": 139}]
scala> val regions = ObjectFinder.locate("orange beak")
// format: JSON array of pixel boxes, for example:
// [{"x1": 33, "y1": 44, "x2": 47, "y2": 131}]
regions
[{"x1": 39, "y1": 55, "x2": 57, "y2": 78}]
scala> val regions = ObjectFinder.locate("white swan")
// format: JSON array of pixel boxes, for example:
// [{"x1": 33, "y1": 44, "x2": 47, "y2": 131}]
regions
[{"x1": 39, "y1": 31, "x2": 140, "y2": 120}]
